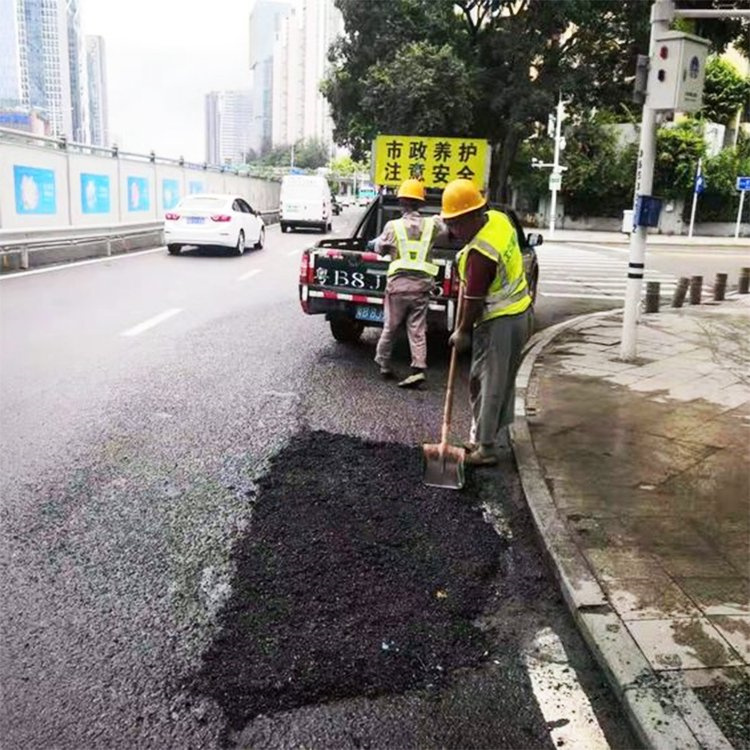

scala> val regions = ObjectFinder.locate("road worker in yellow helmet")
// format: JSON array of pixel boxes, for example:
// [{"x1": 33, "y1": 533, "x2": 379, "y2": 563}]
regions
[
  {"x1": 441, "y1": 178, "x2": 532, "y2": 465},
  {"x1": 370, "y1": 178, "x2": 450, "y2": 387}
]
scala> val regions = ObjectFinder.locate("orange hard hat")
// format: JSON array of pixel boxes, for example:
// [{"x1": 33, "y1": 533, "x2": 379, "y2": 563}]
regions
[
  {"x1": 397, "y1": 178, "x2": 426, "y2": 202},
  {"x1": 440, "y1": 179, "x2": 486, "y2": 219}
]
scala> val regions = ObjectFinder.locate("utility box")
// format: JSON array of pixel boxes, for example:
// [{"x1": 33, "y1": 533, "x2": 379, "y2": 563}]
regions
[{"x1": 647, "y1": 31, "x2": 710, "y2": 113}]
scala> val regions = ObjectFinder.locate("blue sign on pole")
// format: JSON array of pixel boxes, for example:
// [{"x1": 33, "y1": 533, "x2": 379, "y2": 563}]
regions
[
  {"x1": 81, "y1": 173, "x2": 111, "y2": 214},
  {"x1": 127, "y1": 176, "x2": 150, "y2": 211},
  {"x1": 13, "y1": 165, "x2": 57, "y2": 214},
  {"x1": 162, "y1": 179, "x2": 180, "y2": 209},
  {"x1": 694, "y1": 174, "x2": 706, "y2": 195},
  {"x1": 737, "y1": 176, "x2": 750, "y2": 191}
]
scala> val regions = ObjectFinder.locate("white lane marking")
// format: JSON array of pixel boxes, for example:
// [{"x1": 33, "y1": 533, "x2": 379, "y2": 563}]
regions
[
  {"x1": 120, "y1": 307, "x2": 183, "y2": 337},
  {"x1": 541, "y1": 292, "x2": 625, "y2": 300},
  {"x1": 237, "y1": 268, "x2": 262, "y2": 282},
  {"x1": 0, "y1": 247, "x2": 165, "y2": 280},
  {"x1": 543, "y1": 280, "x2": 678, "y2": 287},
  {"x1": 287, "y1": 248, "x2": 302, "y2": 257},
  {"x1": 524, "y1": 627, "x2": 611, "y2": 750}
]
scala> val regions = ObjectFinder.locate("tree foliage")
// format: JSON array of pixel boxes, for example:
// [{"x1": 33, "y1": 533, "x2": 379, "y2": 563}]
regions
[
  {"x1": 360, "y1": 42, "x2": 476, "y2": 137},
  {"x1": 254, "y1": 138, "x2": 330, "y2": 170},
  {"x1": 654, "y1": 121, "x2": 707, "y2": 199},
  {"x1": 701, "y1": 57, "x2": 750, "y2": 125},
  {"x1": 325, "y1": 0, "x2": 749, "y2": 204}
]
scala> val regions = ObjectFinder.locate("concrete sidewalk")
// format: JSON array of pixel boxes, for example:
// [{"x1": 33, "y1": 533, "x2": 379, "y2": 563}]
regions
[
  {"x1": 545, "y1": 228, "x2": 750, "y2": 246},
  {"x1": 513, "y1": 297, "x2": 750, "y2": 748}
]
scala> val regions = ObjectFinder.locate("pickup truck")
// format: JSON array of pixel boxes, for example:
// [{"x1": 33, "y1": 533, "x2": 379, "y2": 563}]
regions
[{"x1": 298, "y1": 191, "x2": 542, "y2": 343}]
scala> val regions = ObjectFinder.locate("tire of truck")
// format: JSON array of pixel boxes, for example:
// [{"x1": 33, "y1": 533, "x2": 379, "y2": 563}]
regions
[
  {"x1": 281, "y1": 222, "x2": 289, "y2": 233},
  {"x1": 167, "y1": 244, "x2": 181, "y2": 255},
  {"x1": 320, "y1": 222, "x2": 327, "y2": 233},
  {"x1": 329, "y1": 315, "x2": 364, "y2": 343}
]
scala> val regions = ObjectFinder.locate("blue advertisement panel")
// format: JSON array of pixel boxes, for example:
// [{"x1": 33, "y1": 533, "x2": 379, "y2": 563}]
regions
[
  {"x1": 127, "y1": 176, "x2": 150, "y2": 211},
  {"x1": 13, "y1": 165, "x2": 56, "y2": 214},
  {"x1": 80, "y1": 173, "x2": 111, "y2": 214},
  {"x1": 162, "y1": 178, "x2": 180, "y2": 209},
  {"x1": 188, "y1": 180, "x2": 204, "y2": 194}
]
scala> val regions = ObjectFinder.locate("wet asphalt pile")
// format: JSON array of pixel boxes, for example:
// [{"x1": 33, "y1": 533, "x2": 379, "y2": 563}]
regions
[
  {"x1": 695, "y1": 681, "x2": 750, "y2": 750},
  {"x1": 192, "y1": 431, "x2": 504, "y2": 731}
]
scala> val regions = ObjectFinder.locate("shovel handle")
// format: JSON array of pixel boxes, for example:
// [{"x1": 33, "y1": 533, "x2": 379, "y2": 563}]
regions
[{"x1": 441, "y1": 283, "x2": 464, "y2": 447}]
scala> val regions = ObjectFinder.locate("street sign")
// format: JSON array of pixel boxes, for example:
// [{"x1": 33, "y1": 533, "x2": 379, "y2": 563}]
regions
[
  {"x1": 737, "y1": 176, "x2": 750, "y2": 191},
  {"x1": 694, "y1": 174, "x2": 706, "y2": 194},
  {"x1": 548, "y1": 172, "x2": 562, "y2": 190}
]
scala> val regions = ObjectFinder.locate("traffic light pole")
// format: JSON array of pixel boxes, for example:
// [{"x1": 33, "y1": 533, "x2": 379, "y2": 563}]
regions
[{"x1": 620, "y1": 0, "x2": 673, "y2": 361}]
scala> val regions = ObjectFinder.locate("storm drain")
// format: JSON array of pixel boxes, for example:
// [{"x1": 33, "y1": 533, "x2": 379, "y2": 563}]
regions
[{"x1": 192, "y1": 431, "x2": 504, "y2": 729}]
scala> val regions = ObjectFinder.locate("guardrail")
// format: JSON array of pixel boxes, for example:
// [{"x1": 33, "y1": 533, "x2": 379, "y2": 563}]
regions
[{"x1": 0, "y1": 211, "x2": 282, "y2": 273}]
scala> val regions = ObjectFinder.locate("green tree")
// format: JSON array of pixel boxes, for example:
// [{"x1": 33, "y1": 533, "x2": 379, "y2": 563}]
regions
[
  {"x1": 701, "y1": 57, "x2": 750, "y2": 125},
  {"x1": 361, "y1": 42, "x2": 476, "y2": 137},
  {"x1": 692, "y1": 138, "x2": 750, "y2": 222},
  {"x1": 294, "y1": 138, "x2": 330, "y2": 169},
  {"x1": 654, "y1": 120, "x2": 707, "y2": 199},
  {"x1": 328, "y1": 155, "x2": 369, "y2": 176}
]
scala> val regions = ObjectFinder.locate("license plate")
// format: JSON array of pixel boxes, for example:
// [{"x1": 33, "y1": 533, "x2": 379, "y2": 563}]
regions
[
  {"x1": 355, "y1": 306, "x2": 384, "y2": 323},
  {"x1": 187, "y1": 216, "x2": 205, "y2": 224}
]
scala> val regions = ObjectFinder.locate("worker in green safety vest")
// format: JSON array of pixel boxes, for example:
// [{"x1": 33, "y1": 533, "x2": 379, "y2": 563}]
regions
[
  {"x1": 441, "y1": 178, "x2": 532, "y2": 466},
  {"x1": 372, "y1": 178, "x2": 449, "y2": 388}
]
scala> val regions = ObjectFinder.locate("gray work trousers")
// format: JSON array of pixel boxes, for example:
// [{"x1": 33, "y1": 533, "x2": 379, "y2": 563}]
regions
[
  {"x1": 469, "y1": 308, "x2": 532, "y2": 447},
  {"x1": 374, "y1": 275, "x2": 433, "y2": 369}
]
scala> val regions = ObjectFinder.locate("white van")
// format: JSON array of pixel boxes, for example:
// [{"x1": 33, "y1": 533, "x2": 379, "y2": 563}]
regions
[{"x1": 279, "y1": 175, "x2": 332, "y2": 233}]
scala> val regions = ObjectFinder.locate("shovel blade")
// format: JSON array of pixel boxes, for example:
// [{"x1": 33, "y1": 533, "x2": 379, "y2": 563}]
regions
[{"x1": 422, "y1": 443, "x2": 465, "y2": 490}]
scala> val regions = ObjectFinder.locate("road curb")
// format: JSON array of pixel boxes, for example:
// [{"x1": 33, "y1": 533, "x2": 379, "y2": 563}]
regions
[{"x1": 510, "y1": 309, "x2": 733, "y2": 750}]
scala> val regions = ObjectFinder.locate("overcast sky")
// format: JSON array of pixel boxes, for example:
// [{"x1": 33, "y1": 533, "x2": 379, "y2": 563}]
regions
[{"x1": 82, "y1": 0, "x2": 261, "y2": 160}]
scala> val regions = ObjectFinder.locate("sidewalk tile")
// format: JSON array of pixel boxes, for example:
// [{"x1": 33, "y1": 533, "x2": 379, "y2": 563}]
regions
[
  {"x1": 584, "y1": 548, "x2": 662, "y2": 581},
  {"x1": 618, "y1": 516, "x2": 715, "y2": 554},
  {"x1": 680, "y1": 666, "x2": 750, "y2": 688},
  {"x1": 708, "y1": 615, "x2": 750, "y2": 663},
  {"x1": 626, "y1": 616, "x2": 743, "y2": 670},
  {"x1": 603, "y1": 575, "x2": 699, "y2": 620},
  {"x1": 677, "y1": 578, "x2": 750, "y2": 617},
  {"x1": 567, "y1": 516, "x2": 636, "y2": 549},
  {"x1": 654, "y1": 551, "x2": 741, "y2": 579}
]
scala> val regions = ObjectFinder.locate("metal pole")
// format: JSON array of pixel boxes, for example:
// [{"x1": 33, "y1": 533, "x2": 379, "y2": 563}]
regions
[
  {"x1": 620, "y1": 0, "x2": 673, "y2": 362},
  {"x1": 736, "y1": 190, "x2": 746, "y2": 239},
  {"x1": 688, "y1": 157, "x2": 701, "y2": 238},
  {"x1": 549, "y1": 95, "x2": 564, "y2": 239}
]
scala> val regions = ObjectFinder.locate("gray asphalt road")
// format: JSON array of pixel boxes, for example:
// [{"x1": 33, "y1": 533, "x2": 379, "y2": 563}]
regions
[{"x1": 0, "y1": 210, "x2": 665, "y2": 749}]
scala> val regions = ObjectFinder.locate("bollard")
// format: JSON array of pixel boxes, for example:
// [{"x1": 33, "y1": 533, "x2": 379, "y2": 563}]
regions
[
  {"x1": 689, "y1": 275, "x2": 703, "y2": 305},
  {"x1": 713, "y1": 273, "x2": 727, "y2": 301},
  {"x1": 740, "y1": 267, "x2": 750, "y2": 295},
  {"x1": 672, "y1": 277, "x2": 689, "y2": 307},
  {"x1": 645, "y1": 281, "x2": 660, "y2": 313}
]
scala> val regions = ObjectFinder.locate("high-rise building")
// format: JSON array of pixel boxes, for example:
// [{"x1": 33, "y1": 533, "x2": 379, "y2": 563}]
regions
[
  {"x1": 66, "y1": 0, "x2": 89, "y2": 142},
  {"x1": 271, "y1": 0, "x2": 342, "y2": 149},
  {"x1": 86, "y1": 35, "x2": 108, "y2": 146},
  {"x1": 0, "y1": 0, "x2": 22, "y2": 106},
  {"x1": 205, "y1": 90, "x2": 253, "y2": 166},
  {"x1": 248, "y1": 0, "x2": 291, "y2": 156},
  {"x1": 1, "y1": 0, "x2": 73, "y2": 137}
]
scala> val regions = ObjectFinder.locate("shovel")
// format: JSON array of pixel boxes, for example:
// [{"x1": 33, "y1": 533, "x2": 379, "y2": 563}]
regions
[{"x1": 423, "y1": 285, "x2": 465, "y2": 490}]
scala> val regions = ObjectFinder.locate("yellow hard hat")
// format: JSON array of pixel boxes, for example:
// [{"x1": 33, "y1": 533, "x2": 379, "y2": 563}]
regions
[
  {"x1": 397, "y1": 178, "x2": 426, "y2": 202},
  {"x1": 440, "y1": 179, "x2": 486, "y2": 219}
]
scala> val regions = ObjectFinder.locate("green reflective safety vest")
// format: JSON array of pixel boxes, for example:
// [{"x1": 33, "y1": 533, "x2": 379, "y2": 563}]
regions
[
  {"x1": 387, "y1": 216, "x2": 439, "y2": 278},
  {"x1": 456, "y1": 210, "x2": 531, "y2": 323}
]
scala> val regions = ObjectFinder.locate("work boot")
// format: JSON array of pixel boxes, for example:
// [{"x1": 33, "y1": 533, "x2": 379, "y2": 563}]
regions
[
  {"x1": 465, "y1": 444, "x2": 499, "y2": 466},
  {"x1": 398, "y1": 368, "x2": 426, "y2": 388}
]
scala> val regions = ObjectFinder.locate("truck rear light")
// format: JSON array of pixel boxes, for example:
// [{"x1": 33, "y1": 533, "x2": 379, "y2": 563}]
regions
[
  {"x1": 210, "y1": 214, "x2": 232, "y2": 222},
  {"x1": 299, "y1": 251, "x2": 314, "y2": 284},
  {"x1": 165, "y1": 213, "x2": 180, "y2": 220}
]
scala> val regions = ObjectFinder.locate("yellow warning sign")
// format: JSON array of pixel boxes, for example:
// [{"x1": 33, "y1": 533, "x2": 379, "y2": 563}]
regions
[{"x1": 373, "y1": 135, "x2": 489, "y2": 190}]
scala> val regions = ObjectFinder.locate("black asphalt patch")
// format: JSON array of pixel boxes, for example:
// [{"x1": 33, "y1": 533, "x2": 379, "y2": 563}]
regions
[{"x1": 192, "y1": 431, "x2": 504, "y2": 731}]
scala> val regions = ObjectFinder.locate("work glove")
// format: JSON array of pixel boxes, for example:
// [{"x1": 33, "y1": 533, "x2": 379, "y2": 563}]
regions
[{"x1": 449, "y1": 329, "x2": 472, "y2": 353}]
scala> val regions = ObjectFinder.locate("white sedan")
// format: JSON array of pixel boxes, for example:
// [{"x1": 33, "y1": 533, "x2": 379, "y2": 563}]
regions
[{"x1": 164, "y1": 193, "x2": 265, "y2": 256}]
